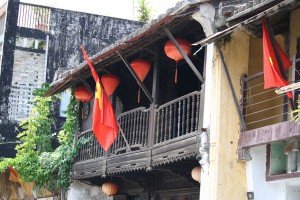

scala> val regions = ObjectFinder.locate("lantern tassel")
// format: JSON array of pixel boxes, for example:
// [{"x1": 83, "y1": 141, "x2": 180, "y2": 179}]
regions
[
  {"x1": 175, "y1": 62, "x2": 178, "y2": 84},
  {"x1": 138, "y1": 87, "x2": 141, "y2": 103}
]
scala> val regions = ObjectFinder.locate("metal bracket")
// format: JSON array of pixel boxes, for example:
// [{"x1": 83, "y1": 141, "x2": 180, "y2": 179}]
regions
[
  {"x1": 117, "y1": 51, "x2": 153, "y2": 103},
  {"x1": 162, "y1": 26, "x2": 204, "y2": 83},
  {"x1": 238, "y1": 148, "x2": 252, "y2": 161}
]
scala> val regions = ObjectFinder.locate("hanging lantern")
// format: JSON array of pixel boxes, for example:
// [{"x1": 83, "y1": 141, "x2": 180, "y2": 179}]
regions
[
  {"x1": 164, "y1": 38, "x2": 192, "y2": 83},
  {"x1": 101, "y1": 74, "x2": 120, "y2": 97},
  {"x1": 74, "y1": 85, "x2": 93, "y2": 102},
  {"x1": 101, "y1": 182, "x2": 118, "y2": 196},
  {"x1": 191, "y1": 166, "x2": 201, "y2": 182},
  {"x1": 130, "y1": 59, "x2": 151, "y2": 103}
]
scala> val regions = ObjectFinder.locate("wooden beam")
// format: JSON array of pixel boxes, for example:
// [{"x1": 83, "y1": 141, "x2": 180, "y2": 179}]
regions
[
  {"x1": 75, "y1": 71, "x2": 94, "y2": 96},
  {"x1": 118, "y1": 122, "x2": 132, "y2": 152},
  {"x1": 162, "y1": 27, "x2": 204, "y2": 83},
  {"x1": 117, "y1": 51, "x2": 153, "y2": 103}
]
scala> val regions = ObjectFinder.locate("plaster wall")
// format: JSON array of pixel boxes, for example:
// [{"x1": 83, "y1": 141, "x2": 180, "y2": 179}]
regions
[
  {"x1": 67, "y1": 181, "x2": 107, "y2": 200},
  {"x1": 208, "y1": 31, "x2": 248, "y2": 200},
  {"x1": 247, "y1": 145, "x2": 286, "y2": 200},
  {"x1": 286, "y1": 186, "x2": 300, "y2": 200},
  {"x1": 199, "y1": 43, "x2": 213, "y2": 200},
  {"x1": 247, "y1": 145, "x2": 300, "y2": 200},
  {"x1": 82, "y1": 98, "x2": 93, "y2": 131}
]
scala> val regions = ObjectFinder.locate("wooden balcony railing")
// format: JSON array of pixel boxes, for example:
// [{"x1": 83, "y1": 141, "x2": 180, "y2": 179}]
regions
[
  {"x1": 76, "y1": 90, "x2": 202, "y2": 162},
  {"x1": 110, "y1": 107, "x2": 150, "y2": 155},
  {"x1": 155, "y1": 91, "x2": 201, "y2": 144},
  {"x1": 76, "y1": 129, "x2": 105, "y2": 162}
]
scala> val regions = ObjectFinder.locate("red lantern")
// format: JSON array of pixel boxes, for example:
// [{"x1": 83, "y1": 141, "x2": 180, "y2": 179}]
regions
[
  {"x1": 130, "y1": 59, "x2": 151, "y2": 103},
  {"x1": 101, "y1": 74, "x2": 120, "y2": 97},
  {"x1": 101, "y1": 182, "x2": 118, "y2": 196},
  {"x1": 164, "y1": 38, "x2": 191, "y2": 83},
  {"x1": 191, "y1": 166, "x2": 201, "y2": 182},
  {"x1": 130, "y1": 59, "x2": 151, "y2": 82},
  {"x1": 74, "y1": 85, "x2": 93, "y2": 102}
]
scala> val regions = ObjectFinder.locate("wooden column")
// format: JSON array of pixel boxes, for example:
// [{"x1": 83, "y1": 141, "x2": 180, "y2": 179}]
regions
[{"x1": 146, "y1": 45, "x2": 160, "y2": 171}]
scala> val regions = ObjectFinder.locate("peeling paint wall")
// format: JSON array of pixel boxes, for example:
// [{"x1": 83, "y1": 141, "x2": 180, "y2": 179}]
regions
[
  {"x1": 47, "y1": 8, "x2": 143, "y2": 82},
  {"x1": 0, "y1": 0, "x2": 143, "y2": 158},
  {"x1": 208, "y1": 31, "x2": 249, "y2": 200},
  {"x1": 0, "y1": 0, "x2": 19, "y2": 124}
]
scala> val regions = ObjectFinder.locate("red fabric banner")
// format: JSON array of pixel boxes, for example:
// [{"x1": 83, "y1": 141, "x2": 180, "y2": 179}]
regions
[
  {"x1": 262, "y1": 19, "x2": 293, "y2": 98},
  {"x1": 80, "y1": 45, "x2": 119, "y2": 151}
]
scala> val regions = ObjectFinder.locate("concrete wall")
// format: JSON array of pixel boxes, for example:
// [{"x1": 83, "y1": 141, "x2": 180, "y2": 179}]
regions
[
  {"x1": 0, "y1": 2, "x2": 143, "y2": 157},
  {"x1": 0, "y1": 0, "x2": 19, "y2": 123},
  {"x1": 67, "y1": 181, "x2": 107, "y2": 200},
  {"x1": 47, "y1": 8, "x2": 143, "y2": 82},
  {"x1": 208, "y1": 31, "x2": 249, "y2": 200}
]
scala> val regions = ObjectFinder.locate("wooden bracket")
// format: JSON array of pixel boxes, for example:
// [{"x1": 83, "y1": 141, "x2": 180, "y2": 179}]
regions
[
  {"x1": 162, "y1": 26, "x2": 204, "y2": 83},
  {"x1": 117, "y1": 51, "x2": 153, "y2": 103}
]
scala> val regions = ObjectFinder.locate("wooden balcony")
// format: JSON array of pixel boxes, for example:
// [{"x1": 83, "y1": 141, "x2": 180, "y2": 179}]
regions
[
  {"x1": 239, "y1": 63, "x2": 300, "y2": 148},
  {"x1": 73, "y1": 90, "x2": 202, "y2": 179}
]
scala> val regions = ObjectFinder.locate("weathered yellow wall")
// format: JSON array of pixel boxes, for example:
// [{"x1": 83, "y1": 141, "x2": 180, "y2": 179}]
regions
[
  {"x1": 290, "y1": 8, "x2": 300, "y2": 56},
  {"x1": 208, "y1": 31, "x2": 248, "y2": 200}
]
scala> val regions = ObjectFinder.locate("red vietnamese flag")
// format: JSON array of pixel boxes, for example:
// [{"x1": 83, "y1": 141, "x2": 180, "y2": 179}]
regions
[
  {"x1": 8, "y1": 166, "x2": 18, "y2": 178},
  {"x1": 80, "y1": 45, "x2": 119, "y2": 151},
  {"x1": 262, "y1": 19, "x2": 293, "y2": 98}
]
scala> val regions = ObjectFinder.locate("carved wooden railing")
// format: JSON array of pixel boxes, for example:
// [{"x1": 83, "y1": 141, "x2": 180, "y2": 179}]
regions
[
  {"x1": 110, "y1": 107, "x2": 150, "y2": 155},
  {"x1": 155, "y1": 91, "x2": 201, "y2": 144},
  {"x1": 76, "y1": 107, "x2": 150, "y2": 161},
  {"x1": 76, "y1": 91, "x2": 201, "y2": 161},
  {"x1": 76, "y1": 129, "x2": 105, "y2": 162}
]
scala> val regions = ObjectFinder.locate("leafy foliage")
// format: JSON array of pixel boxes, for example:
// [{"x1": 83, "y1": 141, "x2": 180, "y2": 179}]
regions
[
  {"x1": 293, "y1": 105, "x2": 300, "y2": 122},
  {"x1": 0, "y1": 84, "x2": 89, "y2": 191},
  {"x1": 137, "y1": 0, "x2": 152, "y2": 22}
]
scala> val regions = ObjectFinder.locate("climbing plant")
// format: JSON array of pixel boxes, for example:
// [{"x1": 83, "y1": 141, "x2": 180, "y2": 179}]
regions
[{"x1": 0, "y1": 84, "x2": 89, "y2": 191}]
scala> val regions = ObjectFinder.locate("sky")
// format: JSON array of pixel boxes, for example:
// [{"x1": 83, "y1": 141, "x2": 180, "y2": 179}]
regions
[{"x1": 6, "y1": 0, "x2": 181, "y2": 20}]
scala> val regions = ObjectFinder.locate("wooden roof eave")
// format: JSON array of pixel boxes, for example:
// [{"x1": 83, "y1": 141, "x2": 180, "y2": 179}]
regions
[{"x1": 46, "y1": 1, "x2": 203, "y2": 96}]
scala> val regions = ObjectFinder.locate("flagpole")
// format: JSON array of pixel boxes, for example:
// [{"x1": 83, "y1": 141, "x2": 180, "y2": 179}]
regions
[{"x1": 264, "y1": 17, "x2": 296, "y2": 111}]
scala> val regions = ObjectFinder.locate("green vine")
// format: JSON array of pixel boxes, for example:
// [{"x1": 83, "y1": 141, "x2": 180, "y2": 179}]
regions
[{"x1": 0, "y1": 84, "x2": 89, "y2": 191}]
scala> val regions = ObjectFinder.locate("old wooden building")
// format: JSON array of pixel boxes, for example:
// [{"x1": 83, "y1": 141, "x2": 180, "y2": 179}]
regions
[{"x1": 48, "y1": 0, "x2": 214, "y2": 199}]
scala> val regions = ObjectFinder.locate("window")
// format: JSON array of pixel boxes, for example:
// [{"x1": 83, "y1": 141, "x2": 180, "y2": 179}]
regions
[{"x1": 59, "y1": 90, "x2": 71, "y2": 118}]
